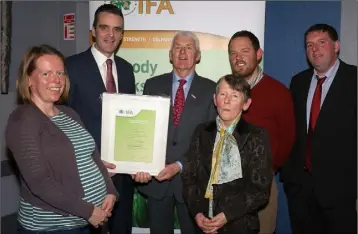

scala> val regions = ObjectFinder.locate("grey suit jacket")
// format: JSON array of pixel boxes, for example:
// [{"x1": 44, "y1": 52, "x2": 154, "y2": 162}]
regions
[{"x1": 137, "y1": 72, "x2": 217, "y2": 202}]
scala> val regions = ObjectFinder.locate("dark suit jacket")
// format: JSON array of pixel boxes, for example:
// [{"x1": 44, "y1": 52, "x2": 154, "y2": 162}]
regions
[
  {"x1": 5, "y1": 104, "x2": 117, "y2": 220},
  {"x1": 137, "y1": 72, "x2": 217, "y2": 202},
  {"x1": 281, "y1": 60, "x2": 357, "y2": 207},
  {"x1": 65, "y1": 48, "x2": 136, "y2": 149},
  {"x1": 182, "y1": 119, "x2": 273, "y2": 233}
]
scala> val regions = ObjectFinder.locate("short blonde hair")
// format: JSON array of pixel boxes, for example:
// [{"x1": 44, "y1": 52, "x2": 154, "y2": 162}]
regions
[{"x1": 17, "y1": 44, "x2": 70, "y2": 104}]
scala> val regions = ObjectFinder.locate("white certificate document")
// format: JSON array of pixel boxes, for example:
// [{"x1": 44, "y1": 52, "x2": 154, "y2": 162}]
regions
[{"x1": 101, "y1": 93, "x2": 170, "y2": 176}]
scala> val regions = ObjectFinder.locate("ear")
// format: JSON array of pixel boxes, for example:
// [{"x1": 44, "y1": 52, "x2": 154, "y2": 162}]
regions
[
  {"x1": 256, "y1": 48, "x2": 263, "y2": 61},
  {"x1": 242, "y1": 98, "x2": 252, "y2": 111},
  {"x1": 334, "y1": 40, "x2": 340, "y2": 53},
  {"x1": 169, "y1": 50, "x2": 173, "y2": 64},
  {"x1": 213, "y1": 93, "x2": 217, "y2": 107},
  {"x1": 27, "y1": 76, "x2": 32, "y2": 87},
  {"x1": 195, "y1": 51, "x2": 201, "y2": 64},
  {"x1": 91, "y1": 27, "x2": 96, "y2": 38}
]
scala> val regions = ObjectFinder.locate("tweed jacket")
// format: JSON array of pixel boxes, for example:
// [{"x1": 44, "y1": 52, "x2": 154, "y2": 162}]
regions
[
  {"x1": 5, "y1": 104, "x2": 118, "y2": 220},
  {"x1": 182, "y1": 118, "x2": 273, "y2": 233}
]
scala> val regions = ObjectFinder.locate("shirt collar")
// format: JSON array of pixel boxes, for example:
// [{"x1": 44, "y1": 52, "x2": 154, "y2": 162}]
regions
[
  {"x1": 314, "y1": 58, "x2": 340, "y2": 81},
  {"x1": 91, "y1": 44, "x2": 115, "y2": 67},
  {"x1": 172, "y1": 71, "x2": 195, "y2": 84}
]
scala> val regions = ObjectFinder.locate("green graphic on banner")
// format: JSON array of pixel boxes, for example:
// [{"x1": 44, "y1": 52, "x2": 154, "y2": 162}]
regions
[{"x1": 117, "y1": 48, "x2": 232, "y2": 94}]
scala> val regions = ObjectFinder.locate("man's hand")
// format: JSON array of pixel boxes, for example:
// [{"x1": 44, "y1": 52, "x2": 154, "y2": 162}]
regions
[
  {"x1": 203, "y1": 212, "x2": 227, "y2": 233},
  {"x1": 155, "y1": 163, "x2": 180, "y2": 182},
  {"x1": 195, "y1": 213, "x2": 216, "y2": 233},
  {"x1": 101, "y1": 194, "x2": 117, "y2": 214},
  {"x1": 102, "y1": 160, "x2": 116, "y2": 177},
  {"x1": 133, "y1": 172, "x2": 152, "y2": 183}
]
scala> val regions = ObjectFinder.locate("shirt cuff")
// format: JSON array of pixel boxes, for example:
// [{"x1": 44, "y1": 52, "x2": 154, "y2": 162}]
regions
[{"x1": 176, "y1": 161, "x2": 183, "y2": 173}]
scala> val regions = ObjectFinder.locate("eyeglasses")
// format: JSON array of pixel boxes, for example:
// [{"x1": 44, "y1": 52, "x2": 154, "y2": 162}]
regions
[{"x1": 38, "y1": 71, "x2": 66, "y2": 79}]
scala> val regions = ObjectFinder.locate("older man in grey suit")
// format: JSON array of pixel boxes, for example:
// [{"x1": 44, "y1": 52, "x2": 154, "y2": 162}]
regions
[{"x1": 134, "y1": 31, "x2": 217, "y2": 234}]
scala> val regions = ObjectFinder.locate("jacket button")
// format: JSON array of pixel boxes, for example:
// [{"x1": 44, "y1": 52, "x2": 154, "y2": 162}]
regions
[{"x1": 173, "y1": 141, "x2": 177, "y2": 146}]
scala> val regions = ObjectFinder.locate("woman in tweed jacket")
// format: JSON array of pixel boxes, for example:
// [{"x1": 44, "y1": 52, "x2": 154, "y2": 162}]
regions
[{"x1": 182, "y1": 75, "x2": 273, "y2": 234}]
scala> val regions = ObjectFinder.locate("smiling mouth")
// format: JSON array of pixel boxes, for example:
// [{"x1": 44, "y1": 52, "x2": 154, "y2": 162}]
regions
[
  {"x1": 47, "y1": 87, "x2": 61, "y2": 91},
  {"x1": 236, "y1": 62, "x2": 246, "y2": 67}
]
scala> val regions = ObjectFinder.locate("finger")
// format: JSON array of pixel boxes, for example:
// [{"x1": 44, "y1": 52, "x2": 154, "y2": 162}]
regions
[
  {"x1": 157, "y1": 168, "x2": 168, "y2": 178},
  {"x1": 102, "y1": 161, "x2": 116, "y2": 169}
]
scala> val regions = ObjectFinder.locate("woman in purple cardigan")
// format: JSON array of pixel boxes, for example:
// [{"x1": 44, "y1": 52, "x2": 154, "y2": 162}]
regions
[{"x1": 5, "y1": 44, "x2": 118, "y2": 234}]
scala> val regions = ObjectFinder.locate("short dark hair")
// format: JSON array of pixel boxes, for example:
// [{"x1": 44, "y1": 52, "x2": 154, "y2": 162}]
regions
[
  {"x1": 216, "y1": 74, "x2": 251, "y2": 101},
  {"x1": 92, "y1": 4, "x2": 124, "y2": 28},
  {"x1": 228, "y1": 30, "x2": 260, "y2": 52},
  {"x1": 304, "y1": 23, "x2": 339, "y2": 42}
]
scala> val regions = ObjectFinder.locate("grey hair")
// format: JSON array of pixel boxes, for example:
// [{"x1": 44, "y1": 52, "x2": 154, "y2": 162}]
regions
[{"x1": 170, "y1": 31, "x2": 201, "y2": 52}]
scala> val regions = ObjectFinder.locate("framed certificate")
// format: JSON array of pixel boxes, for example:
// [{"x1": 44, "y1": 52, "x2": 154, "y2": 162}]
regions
[{"x1": 101, "y1": 93, "x2": 170, "y2": 176}]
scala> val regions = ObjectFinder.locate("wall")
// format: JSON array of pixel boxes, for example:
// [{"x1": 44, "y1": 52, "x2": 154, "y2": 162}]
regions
[
  {"x1": 0, "y1": 2, "x2": 89, "y2": 233},
  {"x1": 340, "y1": 1, "x2": 357, "y2": 66},
  {"x1": 0, "y1": 1, "x2": 356, "y2": 233}
]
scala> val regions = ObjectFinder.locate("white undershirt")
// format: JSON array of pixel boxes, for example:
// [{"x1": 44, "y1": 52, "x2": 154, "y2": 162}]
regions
[{"x1": 91, "y1": 44, "x2": 118, "y2": 91}]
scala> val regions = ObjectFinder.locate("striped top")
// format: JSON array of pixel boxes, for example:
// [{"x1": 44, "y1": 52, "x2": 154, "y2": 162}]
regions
[{"x1": 18, "y1": 111, "x2": 107, "y2": 231}]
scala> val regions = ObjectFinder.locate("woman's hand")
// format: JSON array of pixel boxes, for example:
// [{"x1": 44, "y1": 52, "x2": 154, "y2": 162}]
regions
[
  {"x1": 203, "y1": 212, "x2": 227, "y2": 233},
  {"x1": 101, "y1": 194, "x2": 117, "y2": 214},
  {"x1": 195, "y1": 213, "x2": 216, "y2": 233},
  {"x1": 88, "y1": 206, "x2": 109, "y2": 228}
]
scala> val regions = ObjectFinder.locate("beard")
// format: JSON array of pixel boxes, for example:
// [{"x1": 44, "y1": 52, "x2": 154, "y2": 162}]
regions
[{"x1": 232, "y1": 66, "x2": 255, "y2": 80}]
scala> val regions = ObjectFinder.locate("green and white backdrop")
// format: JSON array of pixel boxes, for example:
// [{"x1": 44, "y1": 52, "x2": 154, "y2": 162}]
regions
[{"x1": 89, "y1": 1, "x2": 266, "y2": 233}]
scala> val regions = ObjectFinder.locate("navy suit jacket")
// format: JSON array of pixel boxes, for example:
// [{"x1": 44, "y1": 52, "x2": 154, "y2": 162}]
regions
[
  {"x1": 281, "y1": 60, "x2": 357, "y2": 207},
  {"x1": 137, "y1": 72, "x2": 217, "y2": 202},
  {"x1": 65, "y1": 48, "x2": 136, "y2": 149}
]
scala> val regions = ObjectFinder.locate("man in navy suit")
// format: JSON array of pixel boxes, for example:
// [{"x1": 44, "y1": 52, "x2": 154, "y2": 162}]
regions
[
  {"x1": 281, "y1": 24, "x2": 357, "y2": 234},
  {"x1": 65, "y1": 4, "x2": 136, "y2": 234}
]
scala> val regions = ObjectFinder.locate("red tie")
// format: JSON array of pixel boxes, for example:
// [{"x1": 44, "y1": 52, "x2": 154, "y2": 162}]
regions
[
  {"x1": 173, "y1": 79, "x2": 186, "y2": 126},
  {"x1": 305, "y1": 76, "x2": 326, "y2": 171},
  {"x1": 106, "y1": 59, "x2": 117, "y2": 93}
]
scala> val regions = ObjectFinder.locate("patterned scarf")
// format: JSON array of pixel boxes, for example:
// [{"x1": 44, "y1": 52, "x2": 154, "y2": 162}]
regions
[
  {"x1": 205, "y1": 115, "x2": 243, "y2": 202},
  {"x1": 248, "y1": 66, "x2": 264, "y2": 88}
]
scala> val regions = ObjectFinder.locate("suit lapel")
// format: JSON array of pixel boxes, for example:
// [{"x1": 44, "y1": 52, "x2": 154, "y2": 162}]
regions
[
  {"x1": 114, "y1": 57, "x2": 124, "y2": 93},
  {"x1": 177, "y1": 73, "x2": 202, "y2": 127},
  {"x1": 233, "y1": 118, "x2": 250, "y2": 151},
  {"x1": 316, "y1": 61, "x2": 345, "y2": 130},
  {"x1": 202, "y1": 122, "x2": 217, "y2": 173},
  {"x1": 300, "y1": 71, "x2": 314, "y2": 131}
]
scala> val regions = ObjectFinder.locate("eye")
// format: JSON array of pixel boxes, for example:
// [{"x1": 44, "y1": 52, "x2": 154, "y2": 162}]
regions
[
  {"x1": 42, "y1": 72, "x2": 49, "y2": 78},
  {"x1": 99, "y1": 25, "x2": 108, "y2": 31},
  {"x1": 115, "y1": 27, "x2": 122, "y2": 32},
  {"x1": 56, "y1": 71, "x2": 66, "y2": 77}
]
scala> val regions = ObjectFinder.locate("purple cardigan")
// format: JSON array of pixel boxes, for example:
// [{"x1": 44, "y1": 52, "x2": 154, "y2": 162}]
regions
[{"x1": 5, "y1": 104, "x2": 118, "y2": 220}]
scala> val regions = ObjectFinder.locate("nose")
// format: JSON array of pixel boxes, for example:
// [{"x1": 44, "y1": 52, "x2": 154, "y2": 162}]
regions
[
  {"x1": 108, "y1": 29, "x2": 114, "y2": 37},
  {"x1": 179, "y1": 47, "x2": 186, "y2": 54},
  {"x1": 49, "y1": 73, "x2": 61, "y2": 83},
  {"x1": 224, "y1": 96, "x2": 231, "y2": 104},
  {"x1": 312, "y1": 43, "x2": 319, "y2": 52}
]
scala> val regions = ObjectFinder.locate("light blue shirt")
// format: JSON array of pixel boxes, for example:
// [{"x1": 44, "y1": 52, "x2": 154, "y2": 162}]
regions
[
  {"x1": 171, "y1": 71, "x2": 195, "y2": 172},
  {"x1": 171, "y1": 72, "x2": 195, "y2": 105},
  {"x1": 306, "y1": 59, "x2": 340, "y2": 131}
]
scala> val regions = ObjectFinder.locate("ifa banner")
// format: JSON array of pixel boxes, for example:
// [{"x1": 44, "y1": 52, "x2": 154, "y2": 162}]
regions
[{"x1": 89, "y1": 1, "x2": 265, "y2": 233}]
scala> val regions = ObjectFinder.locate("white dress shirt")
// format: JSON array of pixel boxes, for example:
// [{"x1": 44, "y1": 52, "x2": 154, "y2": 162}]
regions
[{"x1": 91, "y1": 44, "x2": 118, "y2": 91}]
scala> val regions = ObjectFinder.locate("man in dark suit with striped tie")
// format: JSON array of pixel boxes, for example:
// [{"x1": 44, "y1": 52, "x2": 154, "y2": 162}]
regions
[
  {"x1": 65, "y1": 4, "x2": 136, "y2": 234},
  {"x1": 133, "y1": 31, "x2": 217, "y2": 234}
]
